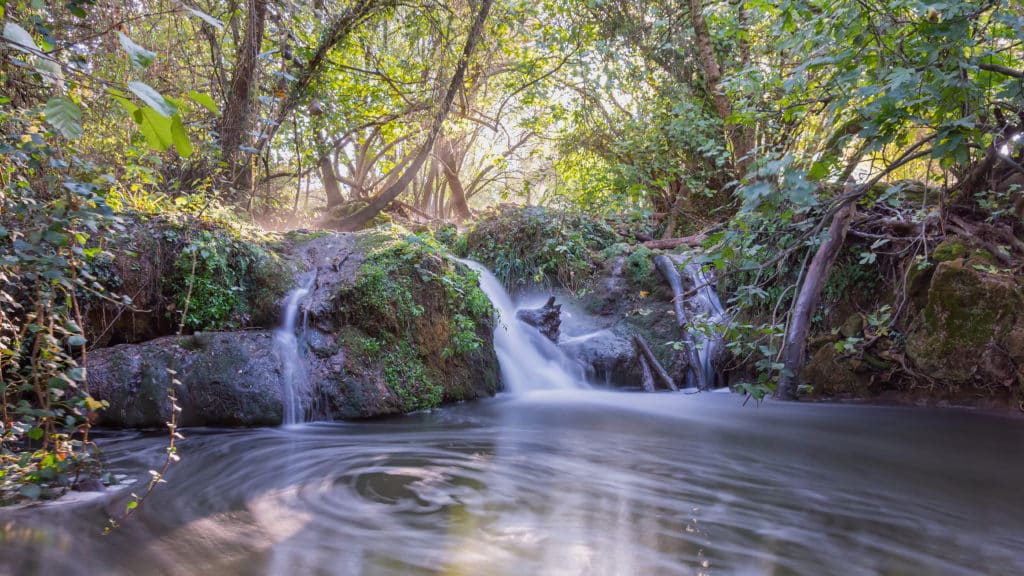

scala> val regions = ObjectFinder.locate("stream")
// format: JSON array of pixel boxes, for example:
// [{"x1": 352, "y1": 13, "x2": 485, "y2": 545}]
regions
[{"x1": 2, "y1": 392, "x2": 1023, "y2": 575}]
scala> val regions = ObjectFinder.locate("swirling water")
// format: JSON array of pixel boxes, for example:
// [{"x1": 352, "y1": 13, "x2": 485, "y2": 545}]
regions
[{"x1": 3, "y1": 391, "x2": 1023, "y2": 576}]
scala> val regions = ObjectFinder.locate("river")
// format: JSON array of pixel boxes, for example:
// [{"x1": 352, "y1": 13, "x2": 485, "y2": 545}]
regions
[{"x1": 3, "y1": 391, "x2": 1022, "y2": 575}]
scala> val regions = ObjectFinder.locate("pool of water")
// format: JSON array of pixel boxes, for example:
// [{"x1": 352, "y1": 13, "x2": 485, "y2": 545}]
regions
[{"x1": 3, "y1": 391, "x2": 1022, "y2": 575}]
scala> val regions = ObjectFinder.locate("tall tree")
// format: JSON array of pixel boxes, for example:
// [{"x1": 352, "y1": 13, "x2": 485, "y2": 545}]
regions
[
  {"x1": 335, "y1": 0, "x2": 495, "y2": 231},
  {"x1": 219, "y1": 0, "x2": 268, "y2": 192}
]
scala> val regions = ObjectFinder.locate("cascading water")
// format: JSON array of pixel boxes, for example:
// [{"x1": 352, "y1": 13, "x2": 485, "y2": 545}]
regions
[
  {"x1": 674, "y1": 255, "x2": 727, "y2": 389},
  {"x1": 456, "y1": 258, "x2": 587, "y2": 392},
  {"x1": 274, "y1": 272, "x2": 316, "y2": 425}
]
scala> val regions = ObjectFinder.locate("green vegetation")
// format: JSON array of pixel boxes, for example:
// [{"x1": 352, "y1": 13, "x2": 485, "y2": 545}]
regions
[{"x1": 462, "y1": 206, "x2": 618, "y2": 292}]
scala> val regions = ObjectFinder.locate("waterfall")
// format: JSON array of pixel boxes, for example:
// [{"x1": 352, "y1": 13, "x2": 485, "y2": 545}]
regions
[
  {"x1": 274, "y1": 272, "x2": 316, "y2": 425},
  {"x1": 674, "y1": 255, "x2": 727, "y2": 390},
  {"x1": 456, "y1": 259, "x2": 587, "y2": 392}
]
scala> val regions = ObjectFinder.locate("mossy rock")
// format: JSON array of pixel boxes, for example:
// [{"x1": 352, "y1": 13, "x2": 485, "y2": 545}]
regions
[
  {"x1": 906, "y1": 258, "x2": 1024, "y2": 384},
  {"x1": 801, "y1": 345, "x2": 873, "y2": 396},
  {"x1": 932, "y1": 238, "x2": 968, "y2": 262}
]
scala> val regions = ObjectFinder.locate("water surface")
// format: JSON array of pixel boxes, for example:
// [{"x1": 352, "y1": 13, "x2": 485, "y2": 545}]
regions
[{"x1": 3, "y1": 391, "x2": 1022, "y2": 576}]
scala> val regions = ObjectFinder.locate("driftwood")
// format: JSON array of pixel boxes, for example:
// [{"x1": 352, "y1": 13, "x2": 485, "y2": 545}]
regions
[
  {"x1": 642, "y1": 234, "x2": 707, "y2": 250},
  {"x1": 633, "y1": 333, "x2": 678, "y2": 391},
  {"x1": 516, "y1": 296, "x2": 561, "y2": 342},
  {"x1": 637, "y1": 352, "x2": 656, "y2": 393}
]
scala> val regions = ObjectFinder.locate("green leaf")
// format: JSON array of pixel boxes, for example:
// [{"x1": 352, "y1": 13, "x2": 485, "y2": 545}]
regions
[
  {"x1": 44, "y1": 96, "x2": 83, "y2": 139},
  {"x1": 134, "y1": 106, "x2": 173, "y2": 151},
  {"x1": 117, "y1": 32, "x2": 156, "y2": 68},
  {"x1": 126, "y1": 500, "x2": 138, "y2": 511},
  {"x1": 67, "y1": 335, "x2": 86, "y2": 347},
  {"x1": 188, "y1": 91, "x2": 218, "y2": 114},
  {"x1": 181, "y1": 4, "x2": 224, "y2": 31},
  {"x1": 127, "y1": 81, "x2": 176, "y2": 117},
  {"x1": 35, "y1": 59, "x2": 63, "y2": 88},
  {"x1": 170, "y1": 115, "x2": 193, "y2": 157},
  {"x1": 3, "y1": 22, "x2": 40, "y2": 55},
  {"x1": 27, "y1": 427, "x2": 44, "y2": 440}
]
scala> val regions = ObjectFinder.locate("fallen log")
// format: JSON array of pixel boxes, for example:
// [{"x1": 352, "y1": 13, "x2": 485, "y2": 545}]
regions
[
  {"x1": 633, "y1": 333, "x2": 678, "y2": 391},
  {"x1": 642, "y1": 234, "x2": 707, "y2": 250}
]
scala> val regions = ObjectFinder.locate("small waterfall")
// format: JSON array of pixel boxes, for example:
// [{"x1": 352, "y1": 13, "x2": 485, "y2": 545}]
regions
[
  {"x1": 674, "y1": 255, "x2": 727, "y2": 389},
  {"x1": 274, "y1": 272, "x2": 316, "y2": 425},
  {"x1": 456, "y1": 259, "x2": 587, "y2": 392}
]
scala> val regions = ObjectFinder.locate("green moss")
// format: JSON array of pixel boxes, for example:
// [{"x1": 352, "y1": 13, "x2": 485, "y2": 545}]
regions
[
  {"x1": 169, "y1": 228, "x2": 293, "y2": 330},
  {"x1": 906, "y1": 259, "x2": 1024, "y2": 383},
  {"x1": 932, "y1": 238, "x2": 968, "y2": 262},
  {"x1": 332, "y1": 227, "x2": 497, "y2": 413}
]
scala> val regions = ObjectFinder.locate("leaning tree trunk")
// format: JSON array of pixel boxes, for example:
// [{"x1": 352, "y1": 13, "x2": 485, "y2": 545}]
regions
[
  {"x1": 319, "y1": 155, "x2": 345, "y2": 207},
  {"x1": 219, "y1": 0, "x2": 268, "y2": 194},
  {"x1": 437, "y1": 138, "x2": 473, "y2": 222},
  {"x1": 334, "y1": 0, "x2": 493, "y2": 231},
  {"x1": 778, "y1": 200, "x2": 856, "y2": 400}
]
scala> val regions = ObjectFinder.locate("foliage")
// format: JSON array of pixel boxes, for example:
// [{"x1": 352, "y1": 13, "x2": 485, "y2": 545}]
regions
[
  {"x1": 0, "y1": 86, "x2": 120, "y2": 503},
  {"x1": 462, "y1": 205, "x2": 618, "y2": 292},
  {"x1": 383, "y1": 342, "x2": 443, "y2": 412}
]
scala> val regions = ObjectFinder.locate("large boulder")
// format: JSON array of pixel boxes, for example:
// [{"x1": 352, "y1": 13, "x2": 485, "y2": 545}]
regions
[
  {"x1": 87, "y1": 227, "x2": 502, "y2": 427},
  {"x1": 88, "y1": 332, "x2": 285, "y2": 427},
  {"x1": 905, "y1": 258, "x2": 1024, "y2": 387}
]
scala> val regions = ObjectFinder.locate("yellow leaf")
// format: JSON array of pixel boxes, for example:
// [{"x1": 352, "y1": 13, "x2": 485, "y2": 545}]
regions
[{"x1": 638, "y1": 290, "x2": 650, "y2": 298}]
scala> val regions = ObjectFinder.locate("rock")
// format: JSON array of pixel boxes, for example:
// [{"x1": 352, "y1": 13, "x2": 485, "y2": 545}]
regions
[
  {"x1": 905, "y1": 258, "x2": 1024, "y2": 385},
  {"x1": 801, "y1": 344, "x2": 873, "y2": 396},
  {"x1": 516, "y1": 296, "x2": 561, "y2": 342},
  {"x1": 559, "y1": 329, "x2": 637, "y2": 386},
  {"x1": 840, "y1": 314, "x2": 864, "y2": 338},
  {"x1": 88, "y1": 332, "x2": 286, "y2": 427}
]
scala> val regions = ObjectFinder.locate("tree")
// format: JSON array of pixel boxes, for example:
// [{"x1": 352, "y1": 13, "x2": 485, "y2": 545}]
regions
[{"x1": 335, "y1": 0, "x2": 495, "y2": 231}]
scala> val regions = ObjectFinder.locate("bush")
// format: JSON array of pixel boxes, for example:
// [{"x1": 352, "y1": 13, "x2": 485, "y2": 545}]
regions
[{"x1": 461, "y1": 205, "x2": 617, "y2": 292}]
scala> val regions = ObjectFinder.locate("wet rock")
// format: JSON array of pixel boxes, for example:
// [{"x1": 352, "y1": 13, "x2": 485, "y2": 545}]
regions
[
  {"x1": 516, "y1": 296, "x2": 561, "y2": 342},
  {"x1": 559, "y1": 329, "x2": 638, "y2": 386},
  {"x1": 88, "y1": 332, "x2": 286, "y2": 427}
]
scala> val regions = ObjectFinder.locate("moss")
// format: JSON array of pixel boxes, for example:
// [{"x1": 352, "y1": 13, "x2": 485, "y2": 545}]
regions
[
  {"x1": 906, "y1": 259, "x2": 1024, "y2": 383},
  {"x1": 331, "y1": 227, "x2": 499, "y2": 413},
  {"x1": 932, "y1": 238, "x2": 968, "y2": 262},
  {"x1": 599, "y1": 242, "x2": 632, "y2": 261}
]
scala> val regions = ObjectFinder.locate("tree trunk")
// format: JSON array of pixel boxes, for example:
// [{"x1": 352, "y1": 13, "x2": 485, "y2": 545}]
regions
[
  {"x1": 260, "y1": 0, "x2": 397, "y2": 148},
  {"x1": 687, "y1": 0, "x2": 752, "y2": 177},
  {"x1": 219, "y1": 0, "x2": 268, "y2": 194},
  {"x1": 438, "y1": 138, "x2": 473, "y2": 222},
  {"x1": 320, "y1": 156, "x2": 345, "y2": 207},
  {"x1": 334, "y1": 0, "x2": 493, "y2": 231},
  {"x1": 778, "y1": 200, "x2": 856, "y2": 400}
]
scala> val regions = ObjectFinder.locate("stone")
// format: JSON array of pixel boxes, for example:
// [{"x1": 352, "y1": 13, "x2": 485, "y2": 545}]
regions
[{"x1": 905, "y1": 258, "x2": 1024, "y2": 385}]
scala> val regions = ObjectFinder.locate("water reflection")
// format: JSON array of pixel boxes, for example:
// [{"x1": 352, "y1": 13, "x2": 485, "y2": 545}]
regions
[{"x1": 2, "y1": 392, "x2": 1023, "y2": 576}]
